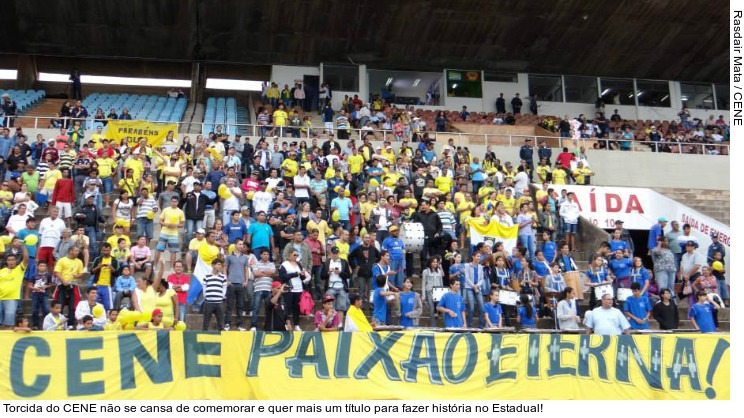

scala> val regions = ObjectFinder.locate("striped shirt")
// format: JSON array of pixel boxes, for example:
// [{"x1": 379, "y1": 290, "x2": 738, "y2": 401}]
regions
[
  {"x1": 58, "y1": 152, "x2": 75, "y2": 171},
  {"x1": 36, "y1": 161, "x2": 50, "y2": 178},
  {"x1": 336, "y1": 115, "x2": 349, "y2": 129},
  {"x1": 437, "y1": 210, "x2": 457, "y2": 234},
  {"x1": 251, "y1": 261, "x2": 275, "y2": 293},
  {"x1": 203, "y1": 273, "x2": 227, "y2": 302},
  {"x1": 136, "y1": 197, "x2": 158, "y2": 219}
]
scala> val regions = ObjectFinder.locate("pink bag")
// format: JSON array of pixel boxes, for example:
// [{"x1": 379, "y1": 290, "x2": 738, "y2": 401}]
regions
[{"x1": 299, "y1": 291, "x2": 314, "y2": 315}]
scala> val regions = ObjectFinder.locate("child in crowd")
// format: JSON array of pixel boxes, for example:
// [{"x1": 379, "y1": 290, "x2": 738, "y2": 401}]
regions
[
  {"x1": 28, "y1": 260, "x2": 53, "y2": 330},
  {"x1": 14, "y1": 317, "x2": 32, "y2": 333},
  {"x1": 372, "y1": 274, "x2": 398, "y2": 327},
  {"x1": 104, "y1": 309, "x2": 122, "y2": 331},
  {"x1": 114, "y1": 265, "x2": 136, "y2": 310},
  {"x1": 484, "y1": 288, "x2": 503, "y2": 328},
  {"x1": 80, "y1": 315, "x2": 94, "y2": 331},
  {"x1": 43, "y1": 301, "x2": 69, "y2": 331}
]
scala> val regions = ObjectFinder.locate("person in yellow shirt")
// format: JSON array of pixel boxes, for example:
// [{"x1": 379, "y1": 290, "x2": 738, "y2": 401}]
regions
[
  {"x1": 381, "y1": 146, "x2": 396, "y2": 165},
  {"x1": 500, "y1": 188, "x2": 517, "y2": 216},
  {"x1": 333, "y1": 230, "x2": 350, "y2": 261},
  {"x1": 551, "y1": 162, "x2": 567, "y2": 185},
  {"x1": 535, "y1": 158, "x2": 552, "y2": 183},
  {"x1": 307, "y1": 208, "x2": 332, "y2": 246},
  {"x1": 502, "y1": 163, "x2": 517, "y2": 182},
  {"x1": 89, "y1": 126, "x2": 105, "y2": 150},
  {"x1": 273, "y1": 104, "x2": 289, "y2": 136},
  {"x1": 95, "y1": 156, "x2": 117, "y2": 206},
  {"x1": 359, "y1": 194, "x2": 377, "y2": 225},
  {"x1": 158, "y1": 196, "x2": 186, "y2": 268},
  {"x1": 0, "y1": 246, "x2": 28, "y2": 329},
  {"x1": 107, "y1": 224, "x2": 132, "y2": 249},
  {"x1": 124, "y1": 152, "x2": 145, "y2": 186},
  {"x1": 91, "y1": 242, "x2": 118, "y2": 310},
  {"x1": 348, "y1": 148, "x2": 364, "y2": 177},
  {"x1": 398, "y1": 190, "x2": 418, "y2": 217},
  {"x1": 104, "y1": 309, "x2": 122, "y2": 331},
  {"x1": 281, "y1": 154, "x2": 299, "y2": 179},
  {"x1": 266, "y1": 82, "x2": 280, "y2": 107},
  {"x1": 435, "y1": 174, "x2": 454, "y2": 195},
  {"x1": 571, "y1": 161, "x2": 594, "y2": 185},
  {"x1": 40, "y1": 161, "x2": 62, "y2": 200},
  {"x1": 477, "y1": 184, "x2": 496, "y2": 201}
]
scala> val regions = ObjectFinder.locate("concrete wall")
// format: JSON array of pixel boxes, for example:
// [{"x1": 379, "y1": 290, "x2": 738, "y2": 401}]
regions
[{"x1": 270, "y1": 65, "x2": 319, "y2": 85}]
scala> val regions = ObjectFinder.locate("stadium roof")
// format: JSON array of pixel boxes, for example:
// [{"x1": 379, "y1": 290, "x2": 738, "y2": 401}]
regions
[{"x1": 5, "y1": 0, "x2": 728, "y2": 83}]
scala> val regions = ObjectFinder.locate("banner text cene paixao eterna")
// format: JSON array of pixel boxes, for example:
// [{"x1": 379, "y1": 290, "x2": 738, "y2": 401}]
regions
[{"x1": 0, "y1": 332, "x2": 729, "y2": 400}]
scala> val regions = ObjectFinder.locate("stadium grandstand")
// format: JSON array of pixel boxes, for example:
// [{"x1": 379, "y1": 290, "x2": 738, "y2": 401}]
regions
[{"x1": 0, "y1": 0, "x2": 730, "y2": 401}]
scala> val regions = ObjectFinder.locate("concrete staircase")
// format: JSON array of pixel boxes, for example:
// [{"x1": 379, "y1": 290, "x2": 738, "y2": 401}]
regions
[
  {"x1": 654, "y1": 188, "x2": 730, "y2": 225},
  {"x1": 16, "y1": 98, "x2": 68, "y2": 129}
]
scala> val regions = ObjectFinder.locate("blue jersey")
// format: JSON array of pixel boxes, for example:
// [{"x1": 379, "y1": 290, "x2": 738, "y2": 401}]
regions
[
  {"x1": 623, "y1": 296, "x2": 652, "y2": 329},
  {"x1": 484, "y1": 302, "x2": 503, "y2": 327},
  {"x1": 586, "y1": 267, "x2": 609, "y2": 284},
  {"x1": 449, "y1": 264, "x2": 465, "y2": 289},
  {"x1": 689, "y1": 303, "x2": 716, "y2": 333},
  {"x1": 331, "y1": 197, "x2": 353, "y2": 221},
  {"x1": 16, "y1": 229, "x2": 39, "y2": 258},
  {"x1": 223, "y1": 220, "x2": 248, "y2": 244},
  {"x1": 382, "y1": 237, "x2": 405, "y2": 260},
  {"x1": 541, "y1": 241, "x2": 557, "y2": 263},
  {"x1": 608, "y1": 258, "x2": 633, "y2": 278},
  {"x1": 609, "y1": 240, "x2": 627, "y2": 253},
  {"x1": 629, "y1": 267, "x2": 650, "y2": 297},
  {"x1": 518, "y1": 306, "x2": 537, "y2": 328},
  {"x1": 372, "y1": 288, "x2": 387, "y2": 323},
  {"x1": 399, "y1": 291, "x2": 416, "y2": 327},
  {"x1": 247, "y1": 222, "x2": 274, "y2": 249},
  {"x1": 438, "y1": 291, "x2": 464, "y2": 328}
]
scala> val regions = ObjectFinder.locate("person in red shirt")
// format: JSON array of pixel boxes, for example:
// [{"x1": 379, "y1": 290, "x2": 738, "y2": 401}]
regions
[
  {"x1": 41, "y1": 141, "x2": 59, "y2": 165},
  {"x1": 555, "y1": 147, "x2": 575, "y2": 183},
  {"x1": 167, "y1": 260, "x2": 191, "y2": 322},
  {"x1": 51, "y1": 169, "x2": 75, "y2": 227},
  {"x1": 97, "y1": 140, "x2": 116, "y2": 158},
  {"x1": 304, "y1": 228, "x2": 325, "y2": 300}
]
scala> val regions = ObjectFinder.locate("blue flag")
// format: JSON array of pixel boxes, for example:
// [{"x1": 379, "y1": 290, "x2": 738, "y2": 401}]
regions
[{"x1": 186, "y1": 274, "x2": 202, "y2": 305}]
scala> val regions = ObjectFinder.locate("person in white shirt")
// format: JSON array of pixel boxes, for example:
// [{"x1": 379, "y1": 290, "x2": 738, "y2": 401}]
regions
[
  {"x1": 513, "y1": 166, "x2": 530, "y2": 196},
  {"x1": 556, "y1": 287, "x2": 581, "y2": 330},
  {"x1": 559, "y1": 192, "x2": 580, "y2": 251},
  {"x1": 585, "y1": 293, "x2": 630, "y2": 335},
  {"x1": 38, "y1": 206, "x2": 67, "y2": 267},
  {"x1": 75, "y1": 287, "x2": 107, "y2": 330},
  {"x1": 5, "y1": 203, "x2": 31, "y2": 237},
  {"x1": 293, "y1": 165, "x2": 311, "y2": 206},
  {"x1": 252, "y1": 182, "x2": 273, "y2": 216}
]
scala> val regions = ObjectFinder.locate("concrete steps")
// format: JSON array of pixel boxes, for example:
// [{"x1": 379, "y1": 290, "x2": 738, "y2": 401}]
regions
[
  {"x1": 654, "y1": 188, "x2": 729, "y2": 225},
  {"x1": 16, "y1": 98, "x2": 68, "y2": 128}
]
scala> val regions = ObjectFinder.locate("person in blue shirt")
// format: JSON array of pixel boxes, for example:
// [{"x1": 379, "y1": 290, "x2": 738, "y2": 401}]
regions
[
  {"x1": 623, "y1": 283, "x2": 652, "y2": 330},
  {"x1": 223, "y1": 211, "x2": 249, "y2": 244},
  {"x1": 469, "y1": 157, "x2": 485, "y2": 196},
  {"x1": 398, "y1": 278, "x2": 421, "y2": 328},
  {"x1": 246, "y1": 211, "x2": 275, "y2": 259},
  {"x1": 331, "y1": 188, "x2": 353, "y2": 230},
  {"x1": 629, "y1": 257, "x2": 651, "y2": 298},
  {"x1": 608, "y1": 249, "x2": 633, "y2": 289},
  {"x1": 647, "y1": 217, "x2": 668, "y2": 251},
  {"x1": 16, "y1": 217, "x2": 40, "y2": 279},
  {"x1": 689, "y1": 291, "x2": 719, "y2": 333},
  {"x1": 437, "y1": 279, "x2": 466, "y2": 328},
  {"x1": 381, "y1": 226, "x2": 406, "y2": 289},
  {"x1": 372, "y1": 274, "x2": 398, "y2": 327},
  {"x1": 484, "y1": 289, "x2": 503, "y2": 328},
  {"x1": 448, "y1": 252, "x2": 465, "y2": 290},
  {"x1": 540, "y1": 232, "x2": 557, "y2": 264},
  {"x1": 585, "y1": 255, "x2": 612, "y2": 309},
  {"x1": 516, "y1": 294, "x2": 538, "y2": 329},
  {"x1": 609, "y1": 230, "x2": 629, "y2": 256}
]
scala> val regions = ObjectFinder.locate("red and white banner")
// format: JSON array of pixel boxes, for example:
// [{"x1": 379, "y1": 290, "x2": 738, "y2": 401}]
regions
[{"x1": 538, "y1": 184, "x2": 730, "y2": 262}]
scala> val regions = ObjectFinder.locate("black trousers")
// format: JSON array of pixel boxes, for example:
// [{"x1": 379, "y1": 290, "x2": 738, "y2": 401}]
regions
[
  {"x1": 286, "y1": 291, "x2": 302, "y2": 327},
  {"x1": 225, "y1": 284, "x2": 246, "y2": 327},
  {"x1": 202, "y1": 301, "x2": 225, "y2": 331}
]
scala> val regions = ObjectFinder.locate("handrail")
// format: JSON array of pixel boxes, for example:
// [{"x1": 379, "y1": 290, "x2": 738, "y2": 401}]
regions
[{"x1": 6, "y1": 115, "x2": 730, "y2": 155}]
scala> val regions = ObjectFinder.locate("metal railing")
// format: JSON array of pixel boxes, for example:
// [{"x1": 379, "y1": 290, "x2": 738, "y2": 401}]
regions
[{"x1": 8, "y1": 115, "x2": 731, "y2": 156}]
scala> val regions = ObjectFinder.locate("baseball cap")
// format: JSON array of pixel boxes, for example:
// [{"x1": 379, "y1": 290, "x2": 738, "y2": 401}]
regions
[
  {"x1": 152, "y1": 309, "x2": 163, "y2": 317},
  {"x1": 685, "y1": 240, "x2": 697, "y2": 247},
  {"x1": 271, "y1": 281, "x2": 283, "y2": 289},
  {"x1": 658, "y1": 216, "x2": 669, "y2": 222},
  {"x1": 240, "y1": 206, "x2": 249, "y2": 211},
  {"x1": 84, "y1": 192, "x2": 95, "y2": 200},
  {"x1": 196, "y1": 228, "x2": 206, "y2": 234},
  {"x1": 389, "y1": 225, "x2": 400, "y2": 232},
  {"x1": 330, "y1": 246, "x2": 340, "y2": 254},
  {"x1": 323, "y1": 295, "x2": 335, "y2": 303},
  {"x1": 615, "y1": 220, "x2": 624, "y2": 224}
]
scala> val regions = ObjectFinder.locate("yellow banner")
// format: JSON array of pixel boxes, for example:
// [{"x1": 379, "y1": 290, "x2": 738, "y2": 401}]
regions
[
  {"x1": 0, "y1": 332, "x2": 729, "y2": 400},
  {"x1": 105, "y1": 120, "x2": 178, "y2": 148}
]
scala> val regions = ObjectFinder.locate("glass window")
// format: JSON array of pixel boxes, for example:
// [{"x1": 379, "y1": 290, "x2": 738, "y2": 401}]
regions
[
  {"x1": 636, "y1": 80, "x2": 671, "y2": 107},
  {"x1": 446, "y1": 70, "x2": 482, "y2": 98},
  {"x1": 599, "y1": 78, "x2": 635, "y2": 106},
  {"x1": 715, "y1": 84, "x2": 729, "y2": 110},
  {"x1": 680, "y1": 83, "x2": 714, "y2": 110},
  {"x1": 484, "y1": 71, "x2": 518, "y2": 83},
  {"x1": 323, "y1": 65, "x2": 358, "y2": 91},
  {"x1": 564, "y1": 76, "x2": 597, "y2": 104},
  {"x1": 528, "y1": 75, "x2": 562, "y2": 102}
]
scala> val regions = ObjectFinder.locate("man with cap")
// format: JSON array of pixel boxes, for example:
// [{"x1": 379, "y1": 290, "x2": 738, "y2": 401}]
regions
[
  {"x1": 315, "y1": 294, "x2": 341, "y2": 331},
  {"x1": 381, "y1": 226, "x2": 406, "y2": 289},
  {"x1": 266, "y1": 280, "x2": 291, "y2": 331},
  {"x1": 320, "y1": 246, "x2": 350, "y2": 320},
  {"x1": 647, "y1": 216, "x2": 668, "y2": 253},
  {"x1": 679, "y1": 241, "x2": 705, "y2": 305},
  {"x1": 707, "y1": 232, "x2": 726, "y2": 265},
  {"x1": 519, "y1": 138, "x2": 534, "y2": 179}
]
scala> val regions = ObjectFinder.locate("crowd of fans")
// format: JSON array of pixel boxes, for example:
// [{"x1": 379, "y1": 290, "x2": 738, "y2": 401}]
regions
[{"x1": 0, "y1": 91, "x2": 726, "y2": 335}]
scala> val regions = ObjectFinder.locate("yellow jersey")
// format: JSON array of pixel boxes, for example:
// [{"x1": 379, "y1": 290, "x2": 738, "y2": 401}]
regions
[
  {"x1": 160, "y1": 207, "x2": 185, "y2": 236},
  {"x1": 348, "y1": 155, "x2": 364, "y2": 174},
  {"x1": 95, "y1": 158, "x2": 116, "y2": 178},
  {"x1": 97, "y1": 256, "x2": 114, "y2": 286},
  {"x1": 435, "y1": 176, "x2": 453, "y2": 193},
  {"x1": 54, "y1": 257, "x2": 83, "y2": 285},
  {"x1": 0, "y1": 263, "x2": 26, "y2": 299},
  {"x1": 552, "y1": 169, "x2": 567, "y2": 185},
  {"x1": 281, "y1": 158, "x2": 298, "y2": 178}
]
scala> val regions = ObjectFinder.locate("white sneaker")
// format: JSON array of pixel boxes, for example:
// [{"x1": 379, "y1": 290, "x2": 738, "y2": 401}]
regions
[
  {"x1": 223, "y1": 324, "x2": 230, "y2": 331},
  {"x1": 250, "y1": 327, "x2": 256, "y2": 331},
  {"x1": 294, "y1": 325, "x2": 301, "y2": 331},
  {"x1": 238, "y1": 327, "x2": 247, "y2": 331}
]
